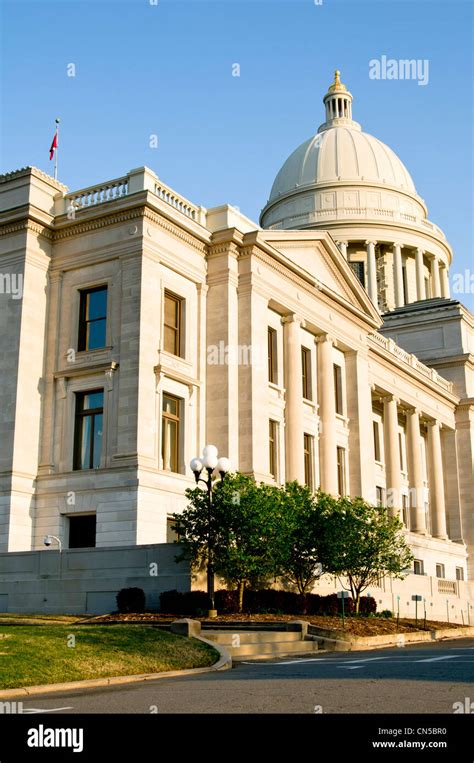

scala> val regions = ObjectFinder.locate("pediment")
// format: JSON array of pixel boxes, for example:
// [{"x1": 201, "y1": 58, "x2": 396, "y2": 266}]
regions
[{"x1": 258, "y1": 232, "x2": 380, "y2": 324}]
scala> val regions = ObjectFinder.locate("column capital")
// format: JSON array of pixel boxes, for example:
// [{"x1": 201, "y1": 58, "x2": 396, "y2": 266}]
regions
[
  {"x1": 427, "y1": 419, "x2": 442, "y2": 430},
  {"x1": 416, "y1": 247, "x2": 425, "y2": 255},
  {"x1": 391, "y1": 242, "x2": 404, "y2": 249},
  {"x1": 281, "y1": 313, "x2": 305, "y2": 327},
  {"x1": 365, "y1": 239, "x2": 377, "y2": 247},
  {"x1": 405, "y1": 406, "x2": 420, "y2": 417},
  {"x1": 382, "y1": 393, "x2": 400, "y2": 405},
  {"x1": 315, "y1": 332, "x2": 334, "y2": 345}
]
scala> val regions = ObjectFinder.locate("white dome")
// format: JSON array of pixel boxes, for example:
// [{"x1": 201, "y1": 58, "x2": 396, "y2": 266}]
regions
[{"x1": 269, "y1": 127, "x2": 417, "y2": 202}]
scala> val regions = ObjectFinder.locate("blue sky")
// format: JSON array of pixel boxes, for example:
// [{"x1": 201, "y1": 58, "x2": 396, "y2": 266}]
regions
[{"x1": 1, "y1": 0, "x2": 473, "y2": 308}]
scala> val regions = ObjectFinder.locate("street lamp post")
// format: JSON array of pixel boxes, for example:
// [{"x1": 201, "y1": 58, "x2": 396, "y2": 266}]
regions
[{"x1": 190, "y1": 445, "x2": 231, "y2": 618}]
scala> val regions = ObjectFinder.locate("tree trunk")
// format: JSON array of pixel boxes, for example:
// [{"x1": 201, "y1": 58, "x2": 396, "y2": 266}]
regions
[{"x1": 238, "y1": 580, "x2": 245, "y2": 613}]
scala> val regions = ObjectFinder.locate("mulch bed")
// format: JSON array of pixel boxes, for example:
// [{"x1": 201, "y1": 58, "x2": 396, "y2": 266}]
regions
[{"x1": 81, "y1": 612, "x2": 466, "y2": 637}]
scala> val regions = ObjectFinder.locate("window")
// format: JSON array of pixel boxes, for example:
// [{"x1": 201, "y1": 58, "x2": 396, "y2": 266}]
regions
[
  {"x1": 73, "y1": 390, "x2": 104, "y2": 470},
  {"x1": 269, "y1": 420, "x2": 278, "y2": 479},
  {"x1": 349, "y1": 260, "x2": 365, "y2": 287},
  {"x1": 68, "y1": 514, "x2": 96, "y2": 548},
  {"x1": 413, "y1": 559, "x2": 424, "y2": 575},
  {"x1": 268, "y1": 328, "x2": 277, "y2": 384},
  {"x1": 402, "y1": 265, "x2": 408, "y2": 305},
  {"x1": 456, "y1": 567, "x2": 464, "y2": 581},
  {"x1": 78, "y1": 286, "x2": 107, "y2": 351},
  {"x1": 436, "y1": 563, "x2": 445, "y2": 579},
  {"x1": 373, "y1": 420, "x2": 381, "y2": 462},
  {"x1": 398, "y1": 431, "x2": 407, "y2": 473},
  {"x1": 375, "y1": 486, "x2": 385, "y2": 507},
  {"x1": 425, "y1": 277, "x2": 431, "y2": 299},
  {"x1": 304, "y1": 434, "x2": 314, "y2": 490},
  {"x1": 164, "y1": 291, "x2": 184, "y2": 357},
  {"x1": 301, "y1": 347, "x2": 312, "y2": 400},
  {"x1": 333, "y1": 364, "x2": 343, "y2": 415},
  {"x1": 336, "y1": 446, "x2": 346, "y2": 496},
  {"x1": 162, "y1": 394, "x2": 181, "y2": 472},
  {"x1": 402, "y1": 494, "x2": 410, "y2": 529}
]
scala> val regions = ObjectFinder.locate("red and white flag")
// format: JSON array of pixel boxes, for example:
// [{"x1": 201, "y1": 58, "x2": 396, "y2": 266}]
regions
[{"x1": 49, "y1": 131, "x2": 58, "y2": 160}]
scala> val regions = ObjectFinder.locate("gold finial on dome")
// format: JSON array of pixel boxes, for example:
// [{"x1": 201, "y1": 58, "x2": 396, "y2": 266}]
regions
[{"x1": 328, "y1": 69, "x2": 347, "y2": 92}]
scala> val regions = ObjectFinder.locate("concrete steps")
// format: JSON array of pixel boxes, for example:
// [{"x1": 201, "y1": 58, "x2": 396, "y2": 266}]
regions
[{"x1": 203, "y1": 628, "x2": 321, "y2": 660}]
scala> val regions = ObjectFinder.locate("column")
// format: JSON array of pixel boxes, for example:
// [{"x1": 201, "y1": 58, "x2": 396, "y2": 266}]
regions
[
  {"x1": 383, "y1": 395, "x2": 402, "y2": 517},
  {"x1": 393, "y1": 243, "x2": 404, "y2": 308},
  {"x1": 283, "y1": 315, "x2": 305, "y2": 483},
  {"x1": 415, "y1": 248, "x2": 426, "y2": 301},
  {"x1": 366, "y1": 240, "x2": 378, "y2": 306},
  {"x1": 345, "y1": 351, "x2": 374, "y2": 501},
  {"x1": 430, "y1": 256, "x2": 441, "y2": 298},
  {"x1": 336, "y1": 241, "x2": 348, "y2": 259},
  {"x1": 440, "y1": 265, "x2": 450, "y2": 299},
  {"x1": 317, "y1": 333, "x2": 338, "y2": 495},
  {"x1": 406, "y1": 408, "x2": 427, "y2": 534},
  {"x1": 427, "y1": 421, "x2": 448, "y2": 539}
]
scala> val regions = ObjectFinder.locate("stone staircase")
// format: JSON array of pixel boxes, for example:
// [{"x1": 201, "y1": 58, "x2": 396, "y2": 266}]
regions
[{"x1": 203, "y1": 625, "x2": 322, "y2": 661}]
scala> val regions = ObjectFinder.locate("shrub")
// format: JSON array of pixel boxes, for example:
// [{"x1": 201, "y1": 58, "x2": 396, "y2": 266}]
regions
[
  {"x1": 159, "y1": 589, "x2": 377, "y2": 616},
  {"x1": 376, "y1": 609, "x2": 393, "y2": 619},
  {"x1": 359, "y1": 595, "x2": 377, "y2": 615},
  {"x1": 116, "y1": 587, "x2": 146, "y2": 613}
]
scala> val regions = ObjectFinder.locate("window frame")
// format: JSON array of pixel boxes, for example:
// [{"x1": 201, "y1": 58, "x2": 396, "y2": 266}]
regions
[
  {"x1": 303, "y1": 433, "x2": 314, "y2": 490},
  {"x1": 73, "y1": 389, "x2": 104, "y2": 471},
  {"x1": 268, "y1": 328, "x2": 278, "y2": 385},
  {"x1": 301, "y1": 347, "x2": 312, "y2": 400},
  {"x1": 163, "y1": 290, "x2": 184, "y2": 358},
  {"x1": 269, "y1": 419, "x2": 278, "y2": 479},
  {"x1": 334, "y1": 364, "x2": 344, "y2": 416},
  {"x1": 161, "y1": 393, "x2": 181, "y2": 473},
  {"x1": 77, "y1": 285, "x2": 108, "y2": 352},
  {"x1": 336, "y1": 445, "x2": 346, "y2": 496}
]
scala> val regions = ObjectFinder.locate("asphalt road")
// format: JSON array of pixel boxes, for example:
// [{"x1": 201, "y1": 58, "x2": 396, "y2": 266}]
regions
[{"x1": 16, "y1": 636, "x2": 474, "y2": 715}]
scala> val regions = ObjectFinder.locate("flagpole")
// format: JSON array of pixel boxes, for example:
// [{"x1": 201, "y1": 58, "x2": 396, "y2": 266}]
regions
[{"x1": 54, "y1": 118, "x2": 60, "y2": 181}]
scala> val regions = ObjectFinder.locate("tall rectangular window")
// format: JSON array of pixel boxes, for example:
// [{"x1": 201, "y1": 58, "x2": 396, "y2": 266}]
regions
[
  {"x1": 73, "y1": 390, "x2": 104, "y2": 470},
  {"x1": 301, "y1": 347, "x2": 312, "y2": 400},
  {"x1": 375, "y1": 486, "x2": 385, "y2": 507},
  {"x1": 349, "y1": 261, "x2": 365, "y2": 287},
  {"x1": 336, "y1": 446, "x2": 346, "y2": 496},
  {"x1": 304, "y1": 434, "x2": 314, "y2": 490},
  {"x1": 456, "y1": 567, "x2": 464, "y2": 581},
  {"x1": 269, "y1": 420, "x2": 278, "y2": 479},
  {"x1": 268, "y1": 328, "x2": 277, "y2": 384},
  {"x1": 78, "y1": 286, "x2": 107, "y2": 351},
  {"x1": 402, "y1": 265, "x2": 408, "y2": 304},
  {"x1": 402, "y1": 494, "x2": 410, "y2": 529},
  {"x1": 164, "y1": 291, "x2": 184, "y2": 357},
  {"x1": 162, "y1": 394, "x2": 181, "y2": 472},
  {"x1": 334, "y1": 364, "x2": 343, "y2": 415},
  {"x1": 373, "y1": 420, "x2": 381, "y2": 462}
]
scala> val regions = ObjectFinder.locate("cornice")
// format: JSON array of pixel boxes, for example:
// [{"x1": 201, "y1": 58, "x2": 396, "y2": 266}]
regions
[{"x1": 0, "y1": 219, "x2": 54, "y2": 240}]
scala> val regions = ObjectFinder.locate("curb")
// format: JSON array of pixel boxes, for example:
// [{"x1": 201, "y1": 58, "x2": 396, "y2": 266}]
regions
[
  {"x1": 0, "y1": 636, "x2": 231, "y2": 700},
  {"x1": 308, "y1": 624, "x2": 474, "y2": 651}
]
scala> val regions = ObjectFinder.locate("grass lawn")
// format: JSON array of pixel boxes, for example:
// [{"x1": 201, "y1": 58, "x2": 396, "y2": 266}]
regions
[{"x1": 0, "y1": 625, "x2": 218, "y2": 689}]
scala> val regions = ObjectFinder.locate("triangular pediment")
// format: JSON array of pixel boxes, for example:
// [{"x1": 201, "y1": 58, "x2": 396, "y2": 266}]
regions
[{"x1": 256, "y1": 230, "x2": 381, "y2": 324}]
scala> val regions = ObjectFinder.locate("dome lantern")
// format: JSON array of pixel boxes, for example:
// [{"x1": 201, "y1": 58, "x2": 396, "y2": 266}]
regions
[{"x1": 320, "y1": 69, "x2": 357, "y2": 132}]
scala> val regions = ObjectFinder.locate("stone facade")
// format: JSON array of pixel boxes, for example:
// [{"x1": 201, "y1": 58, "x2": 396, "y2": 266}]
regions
[{"x1": 0, "y1": 73, "x2": 473, "y2": 618}]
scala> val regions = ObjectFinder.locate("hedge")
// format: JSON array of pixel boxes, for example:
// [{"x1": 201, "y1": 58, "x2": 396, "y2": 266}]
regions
[{"x1": 159, "y1": 588, "x2": 377, "y2": 616}]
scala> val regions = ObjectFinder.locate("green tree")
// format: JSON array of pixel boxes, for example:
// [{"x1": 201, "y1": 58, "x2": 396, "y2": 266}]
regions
[
  {"x1": 318, "y1": 494, "x2": 413, "y2": 612},
  {"x1": 273, "y1": 482, "x2": 324, "y2": 594},
  {"x1": 172, "y1": 474, "x2": 280, "y2": 612}
]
